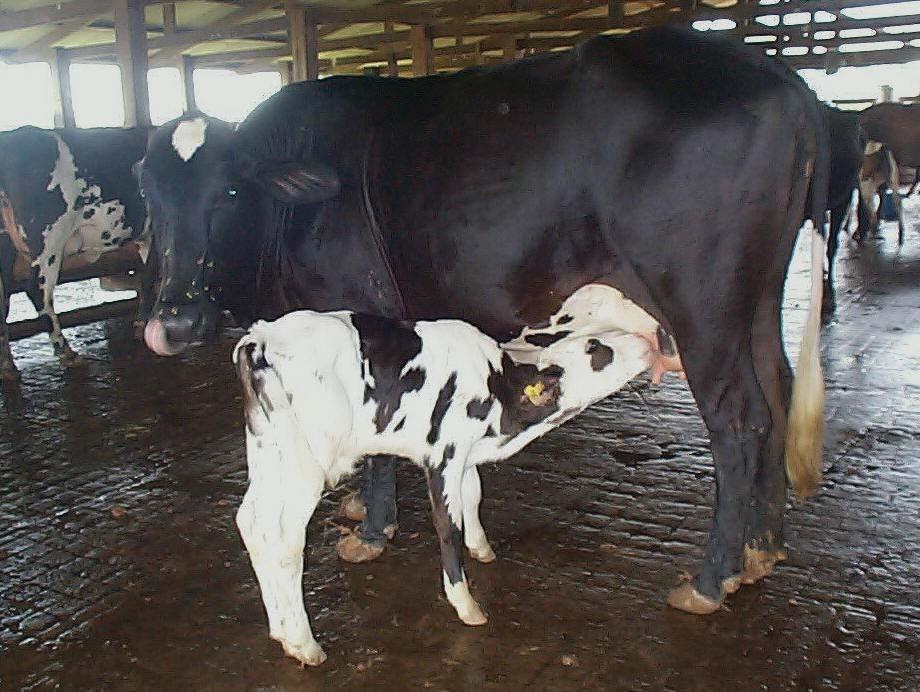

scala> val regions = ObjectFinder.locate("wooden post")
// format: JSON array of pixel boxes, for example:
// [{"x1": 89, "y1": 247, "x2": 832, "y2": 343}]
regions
[
  {"x1": 286, "y1": 1, "x2": 319, "y2": 82},
  {"x1": 179, "y1": 55, "x2": 197, "y2": 112},
  {"x1": 385, "y1": 21, "x2": 399, "y2": 77},
  {"x1": 608, "y1": 0, "x2": 625, "y2": 26},
  {"x1": 162, "y1": 2, "x2": 177, "y2": 34},
  {"x1": 113, "y1": 0, "x2": 150, "y2": 127},
  {"x1": 162, "y1": 4, "x2": 196, "y2": 113},
  {"x1": 49, "y1": 48, "x2": 76, "y2": 128},
  {"x1": 278, "y1": 63, "x2": 292, "y2": 87},
  {"x1": 502, "y1": 35, "x2": 519, "y2": 62},
  {"x1": 411, "y1": 24, "x2": 433, "y2": 76}
]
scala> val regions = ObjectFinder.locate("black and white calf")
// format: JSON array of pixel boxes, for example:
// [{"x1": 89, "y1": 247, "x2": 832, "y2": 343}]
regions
[
  {"x1": 233, "y1": 310, "x2": 652, "y2": 665},
  {"x1": 0, "y1": 126, "x2": 149, "y2": 377}
]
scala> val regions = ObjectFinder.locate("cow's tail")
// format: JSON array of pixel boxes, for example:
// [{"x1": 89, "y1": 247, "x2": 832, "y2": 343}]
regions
[{"x1": 785, "y1": 93, "x2": 828, "y2": 501}]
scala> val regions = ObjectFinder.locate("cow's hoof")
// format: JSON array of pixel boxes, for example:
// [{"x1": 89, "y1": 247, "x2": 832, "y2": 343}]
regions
[
  {"x1": 336, "y1": 533, "x2": 384, "y2": 563},
  {"x1": 382, "y1": 522, "x2": 398, "y2": 540},
  {"x1": 468, "y1": 543, "x2": 496, "y2": 563},
  {"x1": 741, "y1": 547, "x2": 786, "y2": 585},
  {"x1": 338, "y1": 491, "x2": 366, "y2": 521},
  {"x1": 666, "y1": 583, "x2": 723, "y2": 615},
  {"x1": 281, "y1": 639, "x2": 327, "y2": 667}
]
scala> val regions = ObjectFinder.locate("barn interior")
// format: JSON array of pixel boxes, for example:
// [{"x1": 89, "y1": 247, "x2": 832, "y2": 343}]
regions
[{"x1": 1, "y1": 1, "x2": 919, "y2": 689}]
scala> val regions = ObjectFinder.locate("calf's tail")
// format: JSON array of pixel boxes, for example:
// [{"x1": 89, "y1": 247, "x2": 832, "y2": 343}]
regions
[
  {"x1": 233, "y1": 332, "x2": 300, "y2": 446},
  {"x1": 785, "y1": 94, "x2": 828, "y2": 501}
]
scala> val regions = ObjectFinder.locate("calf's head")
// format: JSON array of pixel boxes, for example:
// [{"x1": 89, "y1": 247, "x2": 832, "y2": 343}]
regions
[{"x1": 138, "y1": 114, "x2": 341, "y2": 356}]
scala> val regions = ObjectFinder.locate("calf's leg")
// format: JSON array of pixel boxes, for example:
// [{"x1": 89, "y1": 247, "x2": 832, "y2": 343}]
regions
[
  {"x1": 237, "y1": 427, "x2": 327, "y2": 667},
  {"x1": 426, "y1": 457, "x2": 487, "y2": 626},
  {"x1": 461, "y1": 465, "x2": 495, "y2": 563}
]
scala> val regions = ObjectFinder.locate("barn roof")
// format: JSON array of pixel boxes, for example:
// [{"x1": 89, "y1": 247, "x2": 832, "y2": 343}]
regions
[{"x1": 2, "y1": 0, "x2": 920, "y2": 77}]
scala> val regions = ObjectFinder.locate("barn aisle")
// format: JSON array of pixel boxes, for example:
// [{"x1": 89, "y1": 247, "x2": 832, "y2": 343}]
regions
[{"x1": 1, "y1": 201, "x2": 919, "y2": 690}]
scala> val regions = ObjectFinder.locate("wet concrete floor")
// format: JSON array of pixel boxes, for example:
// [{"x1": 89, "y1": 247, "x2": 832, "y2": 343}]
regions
[{"x1": 1, "y1": 201, "x2": 919, "y2": 691}]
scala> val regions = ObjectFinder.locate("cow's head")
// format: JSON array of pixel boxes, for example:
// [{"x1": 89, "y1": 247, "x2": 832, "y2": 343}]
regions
[{"x1": 138, "y1": 114, "x2": 340, "y2": 356}]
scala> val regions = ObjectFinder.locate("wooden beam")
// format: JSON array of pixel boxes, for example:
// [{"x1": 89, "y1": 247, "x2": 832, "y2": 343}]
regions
[
  {"x1": 0, "y1": 0, "x2": 112, "y2": 32},
  {"x1": 286, "y1": 1, "x2": 318, "y2": 81},
  {"x1": 154, "y1": 0, "x2": 281, "y2": 63},
  {"x1": 48, "y1": 48, "x2": 76, "y2": 128},
  {"x1": 411, "y1": 24, "x2": 434, "y2": 76},
  {"x1": 12, "y1": 20, "x2": 86, "y2": 62},
  {"x1": 113, "y1": 0, "x2": 150, "y2": 128},
  {"x1": 502, "y1": 35, "x2": 520, "y2": 61},
  {"x1": 68, "y1": 17, "x2": 289, "y2": 62},
  {"x1": 8, "y1": 299, "x2": 138, "y2": 341},
  {"x1": 608, "y1": 0, "x2": 625, "y2": 26}
]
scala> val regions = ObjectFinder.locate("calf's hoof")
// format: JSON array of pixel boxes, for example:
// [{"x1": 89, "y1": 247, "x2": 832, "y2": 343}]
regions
[
  {"x1": 457, "y1": 603, "x2": 489, "y2": 627},
  {"x1": 666, "y1": 583, "x2": 723, "y2": 615},
  {"x1": 281, "y1": 638, "x2": 327, "y2": 667},
  {"x1": 336, "y1": 533, "x2": 385, "y2": 563},
  {"x1": 468, "y1": 544, "x2": 496, "y2": 563},
  {"x1": 338, "y1": 491, "x2": 367, "y2": 522}
]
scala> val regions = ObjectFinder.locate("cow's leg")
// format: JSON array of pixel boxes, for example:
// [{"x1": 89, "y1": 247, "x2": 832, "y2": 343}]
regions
[
  {"x1": 27, "y1": 253, "x2": 78, "y2": 363},
  {"x1": 426, "y1": 459, "x2": 487, "y2": 626},
  {"x1": 0, "y1": 266, "x2": 18, "y2": 381},
  {"x1": 822, "y1": 204, "x2": 847, "y2": 321},
  {"x1": 906, "y1": 167, "x2": 919, "y2": 197},
  {"x1": 336, "y1": 455, "x2": 397, "y2": 563},
  {"x1": 236, "y1": 427, "x2": 327, "y2": 667},
  {"x1": 461, "y1": 465, "x2": 495, "y2": 563},
  {"x1": 667, "y1": 343, "x2": 771, "y2": 614},
  {"x1": 742, "y1": 280, "x2": 797, "y2": 588}
]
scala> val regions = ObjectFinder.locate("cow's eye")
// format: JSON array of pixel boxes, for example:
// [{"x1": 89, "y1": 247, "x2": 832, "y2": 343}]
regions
[{"x1": 226, "y1": 186, "x2": 238, "y2": 199}]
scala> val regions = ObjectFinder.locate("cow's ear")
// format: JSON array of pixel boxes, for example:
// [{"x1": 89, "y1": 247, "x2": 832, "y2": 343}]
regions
[{"x1": 256, "y1": 161, "x2": 340, "y2": 206}]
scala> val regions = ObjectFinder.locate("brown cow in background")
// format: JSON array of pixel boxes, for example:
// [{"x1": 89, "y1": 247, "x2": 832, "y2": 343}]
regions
[{"x1": 859, "y1": 102, "x2": 920, "y2": 196}]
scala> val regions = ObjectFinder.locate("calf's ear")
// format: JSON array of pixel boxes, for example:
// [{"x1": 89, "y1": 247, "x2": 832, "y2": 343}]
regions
[{"x1": 255, "y1": 161, "x2": 341, "y2": 206}]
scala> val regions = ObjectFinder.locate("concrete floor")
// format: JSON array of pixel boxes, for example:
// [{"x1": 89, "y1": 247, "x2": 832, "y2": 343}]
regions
[{"x1": 1, "y1": 201, "x2": 919, "y2": 690}]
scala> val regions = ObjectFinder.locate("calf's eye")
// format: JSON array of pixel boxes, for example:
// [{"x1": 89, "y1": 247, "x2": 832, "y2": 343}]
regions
[{"x1": 226, "y1": 186, "x2": 238, "y2": 198}]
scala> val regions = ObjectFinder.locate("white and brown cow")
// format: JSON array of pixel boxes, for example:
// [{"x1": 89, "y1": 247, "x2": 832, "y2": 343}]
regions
[
  {"x1": 0, "y1": 126, "x2": 150, "y2": 378},
  {"x1": 233, "y1": 309, "x2": 655, "y2": 666}
]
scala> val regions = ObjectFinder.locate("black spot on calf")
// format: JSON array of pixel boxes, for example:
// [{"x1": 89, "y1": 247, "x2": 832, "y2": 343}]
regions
[
  {"x1": 466, "y1": 396, "x2": 494, "y2": 420},
  {"x1": 524, "y1": 330, "x2": 572, "y2": 347},
  {"x1": 427, "y1": 372, "x2": 458, "y2": 444},
  {"x1": 586, "y1": 338, "x2": 614, "y2": 371},
  {"x1": 351, "y1": 313, "x2": 427, "y2": 433},
  {"x1": 556, "y1": 314, "x2": 574, "y2": 325},
  {"x1": 82, "y1": 208, "x2": 96, "y2": 220}
]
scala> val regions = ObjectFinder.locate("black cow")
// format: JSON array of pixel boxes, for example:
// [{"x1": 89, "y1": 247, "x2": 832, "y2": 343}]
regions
[
  {"x1": 0, "y1": 126, "x2": 150, "y2": 378},
  {"x1": 821, "y1": 106, "x2": 864, "y2": 320},
  {"x1": 139, "y1": 27, "x2": 828, "y2": 616}
]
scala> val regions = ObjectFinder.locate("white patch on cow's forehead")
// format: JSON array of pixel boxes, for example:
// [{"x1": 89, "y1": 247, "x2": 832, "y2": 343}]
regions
[{"x1": 172, "y1": 118, "x2": 208, "y2": 162}]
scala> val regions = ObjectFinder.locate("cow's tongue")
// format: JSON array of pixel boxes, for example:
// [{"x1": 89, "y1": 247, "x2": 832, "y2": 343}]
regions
[{"x1": 143, "y1": 318, "x2": 185, "y2": 356}]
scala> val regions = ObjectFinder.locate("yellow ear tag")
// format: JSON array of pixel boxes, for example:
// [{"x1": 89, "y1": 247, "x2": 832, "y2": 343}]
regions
[{"x1": 523, "y1": 382, "x2": 546, "y2": 406}]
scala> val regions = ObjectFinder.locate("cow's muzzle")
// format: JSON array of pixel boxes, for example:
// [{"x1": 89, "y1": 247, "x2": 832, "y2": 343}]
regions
[{"x1": 144, "y1": 302, "x2": 216, "y2": 356}]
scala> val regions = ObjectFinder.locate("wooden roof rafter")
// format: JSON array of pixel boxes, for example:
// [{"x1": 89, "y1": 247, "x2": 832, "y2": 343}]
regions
[{"x1": 3, "y1": 0, "x2": 920, "y2": 76}]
